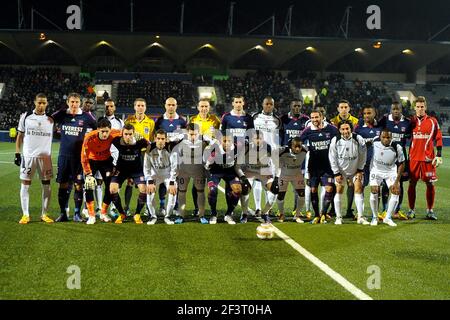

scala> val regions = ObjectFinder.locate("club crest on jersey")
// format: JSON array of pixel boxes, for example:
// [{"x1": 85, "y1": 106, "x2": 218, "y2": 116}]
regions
[
  {"x1": 78, "y1": 120, "x2": 84, "y2": 126},
  {"x1": 145, "y1": 127, "x2": 149, "y2": 134},
  {"x1": 401, "y1": 127, "x2": 405, "y2": 132}
]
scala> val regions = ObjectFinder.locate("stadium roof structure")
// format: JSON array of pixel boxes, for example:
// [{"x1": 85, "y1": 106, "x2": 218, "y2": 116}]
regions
[{"x1": 0, "y1": 31, "x2": 449, "y2": 74}]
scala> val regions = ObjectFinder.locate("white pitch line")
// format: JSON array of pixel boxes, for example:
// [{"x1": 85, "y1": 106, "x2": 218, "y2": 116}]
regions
[{"x1": 217, "y1": 185, "x2": 373, "y2": 301}]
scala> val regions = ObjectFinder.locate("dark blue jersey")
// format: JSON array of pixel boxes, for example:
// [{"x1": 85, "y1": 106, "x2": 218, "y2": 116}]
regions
[
  {"x1": 112, "y1": 137, "x2": 148, "y2": 174},
  {"x1": 378, "y1": 114, "x2": 412, "y2": 157},
  {"x1": 154, "y1": 113, "x2": 187, "y2": 142},
  {"x1": 300, "y1": 123, "x2": 338, "y2": 172},
  {"x1": 354, "y1": 121, "x2": 381, "y2": 165},
  {"x1": 280, "y1": 113, "x2": 309, "y2": 146},
  {"x1": 52, "y1": 108, "x2": 97, "y2": 157},
  {"x1": 220, "y1": 111, "x2": 254, "y2": 138}
]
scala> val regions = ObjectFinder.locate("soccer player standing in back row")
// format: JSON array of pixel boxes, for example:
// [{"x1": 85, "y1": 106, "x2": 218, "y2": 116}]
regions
[
  {"x1": 52, "y1": 92, "x2": 97, "y2": 222},
  {"x1": 15, "y1": 93, "x2": 55, "y2": 224},
  {"x1": 407, "y1": 96, "x2": 443, "y2": 220}
]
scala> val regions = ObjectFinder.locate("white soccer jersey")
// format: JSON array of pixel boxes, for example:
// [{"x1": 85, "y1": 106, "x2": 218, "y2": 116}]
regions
[
  {"x1": 279, "y1": 146, "x2": 307, "y2": 177},
  {"x1": 18, "y1": 111, "x2": 54, "y2": 157},
  {"x1": 370, "y1": 139, "x2": 405, "y2": 174},
  {"x1": 329, "y1": 134, "x2": 367, "y2": 177},
  {"x1": 143, "y1": 144, "x2": 178, "y2": 183},
  {"x1": 240, "y1": 141, "x2": 277, "y2": 177},
  {"x1": 106, "y1": 115, "x2": 124, "y2": 130},
  {"x1": 252, "y1": 112, "x2": 282, "y2": 146},
  {"x1": 175, "y1": 138, "x2": 207, "y2": 176}
]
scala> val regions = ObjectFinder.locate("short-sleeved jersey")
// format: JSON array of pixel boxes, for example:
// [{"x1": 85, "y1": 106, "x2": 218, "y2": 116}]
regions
[
  {"x1": 18, "y1": 111, "x2": 54, "y2": 157},
  {"x1": 220, "y1": 111, "x2": 254, "y2": 138},
  {"x1": 330, "y1": 113, "x2": 359, "y2": 128},
  {"x1": 300, "y1": 123, "x2": 338, "y2": 173},
  {"x1": 378, "y1": 114, "x2": 412, "y2": 148},
  {"x1": 52, "y1": 108, "x2": 97, "y2": 157},
  {"x1": 280, "y1": 113, "x2": 309, "y2": 146},
  {"x1": 112, "y1": 137, "x2": 148, "y2": 173},
  {"x1": 409, "y1": 114, "x2": 443, "y2": 162},
  {"x1": 125, "y1": 115, "x2": 155, "y2": 141},
  {"x1": 279, "y1": 146, "x2": 307, "y2": 177},
  {"x1": 99, "y1": 115, "x2": 124, "y2": 130},
  {"x1": 175, "y1": 137, "x2": 209, "y2": 168},
  {"x1": 354, "y1": 122, "x2": 381, "y2": 165},
  {"x1": 188, "y1": 114, "x2": 221, "y2": 139},
  {"x1": 81, "y1": 129, "x2": 122, "y2": 174},
  {"x1": 239, "y1": 141, "x2": 276, "y2": 177},
  {"x1": 154, "y1": 113, "x2": 187, "y2": 142},
  {"x1": 204, "y1": 143, "x2": 240, "y2": 176},
  {"x1": 252, "y1": 111, "x2": 282, "y2": 146},
  {"x1": 371, "y1": 139, "x2": 405, "y2": 173}
]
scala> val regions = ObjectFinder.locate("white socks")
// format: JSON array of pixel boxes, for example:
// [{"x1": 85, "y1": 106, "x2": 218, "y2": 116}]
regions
[
  {"x1": 355, "y1": 193, "x2": 364, "y2": 219},
  {"x1": 334, "y1": 192, "x2": 343, "y2": 218},
  {"x1": 95, "y1": 185, "x2": 103, "y2": 211},
  {"x1": 305, "y1": 184, "x2": 311, "y2": 212},
  {"x1": 386, "y1": 194, "x2": 399, "y2": 220},
  {"x1": 42, "y1": 183, "x2": 51, "y2": 216},
  {"x1": 197, "y1": 190, "x2": 206, "y2": 217},
  {"x1": 166, "y1": 193, "x2": 176, "y2": 217},
  {"x1": 146, "y1": 193, "x2": 156, "y2": 218},
  {"x1": 20, "y1": 184, "x2": 30, "y2": 217},
  {"x1": 253, "y1": 180, "x2": 262, "y2": 211},
  {"x1": 320, "y1": 186, "x2": 326, "y2": 212},
  {"x1": 370, "y1": 192, "x2": 378, "y2": 219}
]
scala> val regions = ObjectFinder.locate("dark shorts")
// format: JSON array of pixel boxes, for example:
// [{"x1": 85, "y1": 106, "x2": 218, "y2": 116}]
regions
[
  {"x1": 86, "y1": 158, "x2": 114, "y2": 182},
  {"x1": 56, "y1": 155, "x2": 82, "y2": 183},
  {"x1": 308, "y1": 173, "x2": 334, "y2": 188},
  {"x1": 207, "y1": 173, "x2": 240, "y2": 189},
  {"x1": 111, "y1": 170, "x2": 146, "y2": 187}
]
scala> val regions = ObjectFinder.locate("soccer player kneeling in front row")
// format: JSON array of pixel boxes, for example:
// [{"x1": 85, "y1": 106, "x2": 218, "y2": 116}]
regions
[
  {"x1": 368, "y1": 129, "x2": 405, "y2": 227},
  {"x1": 277, "y1": 137, "x2": 308, "y2": 223},
  {"x1": 110, "y1": 124, "x2": 149, "y2": 224},
  {"x1": 81, "y1": 118, "x2": 122, "y2": 224},
  {"x1": 329, "y1": 120, "x2": 369, "y2": 225},
  {"x1": 237, "y1": 130, "x2": 280, "y2": 224},
  {"x1": 143, "y1": 129, "x2": 178, "y2": 225}
]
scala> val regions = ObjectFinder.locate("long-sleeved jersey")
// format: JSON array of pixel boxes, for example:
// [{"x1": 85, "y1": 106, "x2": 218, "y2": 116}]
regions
[
  {"x1": 220, "y1": 110, "x2": 254, "y2": 138},
  {"x1": 328, "y1": 133, "x2": 367, "y2": 176},
  {"x1": 204, "y1": 143, "x2": 240, "y2": 176},
  {"x1": 238, "y1": 141, "x2": 278, "y2": 178},
  {"x1": 111, "y1": 136, "x2": 148, "y2": 174},
  {"x1": 174, "y1": 136, "x2": 210, "y2": 174},
  {"x1": 409, "y1": 114, "x2": 443, "y2": 162},
  {"x1": 143, "y1": 142, "x2": 178, "y2": 183},
  {"x1": 81, "y1": 129, "x2": 122, "y2": 174},
  {"x1": 52, "y1": 107, "x2": 97, "y2": 157}
]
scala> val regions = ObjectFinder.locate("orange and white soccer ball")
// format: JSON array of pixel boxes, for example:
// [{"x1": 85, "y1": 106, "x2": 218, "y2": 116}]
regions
[{"x1": 256, "y1": 223, "x2": 274, "y2": 240}]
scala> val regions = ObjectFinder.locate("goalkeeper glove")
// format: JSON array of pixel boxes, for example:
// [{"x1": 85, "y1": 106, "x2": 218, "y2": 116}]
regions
[
  {"x1": 240, "y1": 176, "x2": 252, "y2": 194},
  {"x1": 84, "y1": 174, "x2": 97, "y2": 190},
  {"x1": 432, "y1": 156, "x2": 443, "y2": 168},
  {"x1": 14, "y1": 153, "x2": 21, "y2": 166},
  {"x1": 270, "y1": 177, "x2": 280, "y2": 195}
]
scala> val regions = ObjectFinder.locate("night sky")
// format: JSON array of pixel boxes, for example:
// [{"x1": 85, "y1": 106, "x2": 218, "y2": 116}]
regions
[{"x1": 1, "y1": 0, "x2": 449, "y2": 41}]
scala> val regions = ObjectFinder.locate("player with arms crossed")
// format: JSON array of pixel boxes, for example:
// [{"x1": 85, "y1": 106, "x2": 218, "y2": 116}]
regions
[
  {"x1": 16, "y1": 93, "x2": 54, "y2": 224},
  {"x1": 407, "y1": 96, "x2": 443, "y2": 220},
  {"x1": 329, "y1": 120, "x2": 369, "y2": 225},
  {"x1": 143, "y1": 129, "x2": 178, "y2": 225},
  {"x1": 110, "y1": 124, "x2": 149, "y2": 224},
  {"x1": 368, "y1": 129, "x2": 405, "y2": 227}
]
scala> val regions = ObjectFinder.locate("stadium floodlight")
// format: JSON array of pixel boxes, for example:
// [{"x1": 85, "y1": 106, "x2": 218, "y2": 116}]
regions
[
  {"x1": 306, "y1": 46, "x2": 315, "y2": 52},
  {"x1": 155, "y1": 35, "x2": 160, "y2": 39},
  {"x1": 402, "y1": 49, "x2": 413, "y2": 55},
  {"x1": 39, "y1": 33, "x2": 46, "y2": 41},
  {"x1": 265, "y1": 39, "x2": 273, "y2": 46},
  {"x1": 354, "y1": 47, "x2": 363, "y2": 52}
]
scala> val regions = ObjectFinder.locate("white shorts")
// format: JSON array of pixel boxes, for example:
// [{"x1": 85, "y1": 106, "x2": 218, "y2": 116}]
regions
[
  {"x1": 245, "y1": 172, "x2": 274, "y2": 188},
  {"x1": 279, "y1": 175, "x2": 305, "y2": 192},
  {"x1": 334, "y1": 173, "x2": 360, "y2": 186},
  {"x1": 369, "y1": 170, "x2": 398, "y2": 189},
  {"x1": 20, "y1": 156, "x2": 53, "y2": 181},
  {"x1": 150, "y1": 176, "x2": 178, "y2": 190},
  {"x1": 177, "y1": 175, "x2": 206, "y2": 192}
]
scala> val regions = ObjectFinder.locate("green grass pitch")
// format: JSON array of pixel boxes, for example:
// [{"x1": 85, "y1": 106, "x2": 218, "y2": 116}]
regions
[{"x1": 0, "y1": 142, "x2": 449, "y2": 300}]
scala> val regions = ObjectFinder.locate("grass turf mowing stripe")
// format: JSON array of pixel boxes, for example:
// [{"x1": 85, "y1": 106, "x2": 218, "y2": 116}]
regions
[{"x1": 217, "y1": 185, "x2": 373, "y2": 300}]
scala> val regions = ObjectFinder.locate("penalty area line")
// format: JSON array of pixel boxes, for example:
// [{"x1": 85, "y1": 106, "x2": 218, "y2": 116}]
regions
[{"x1": 217, "y1": 185, "x2": 373, "y2": 301}]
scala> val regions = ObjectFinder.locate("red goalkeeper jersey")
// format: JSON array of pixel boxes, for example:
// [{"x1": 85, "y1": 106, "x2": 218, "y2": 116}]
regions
[{"x1": 409, "y1": 114, "x2": 443, "y2": 162}]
